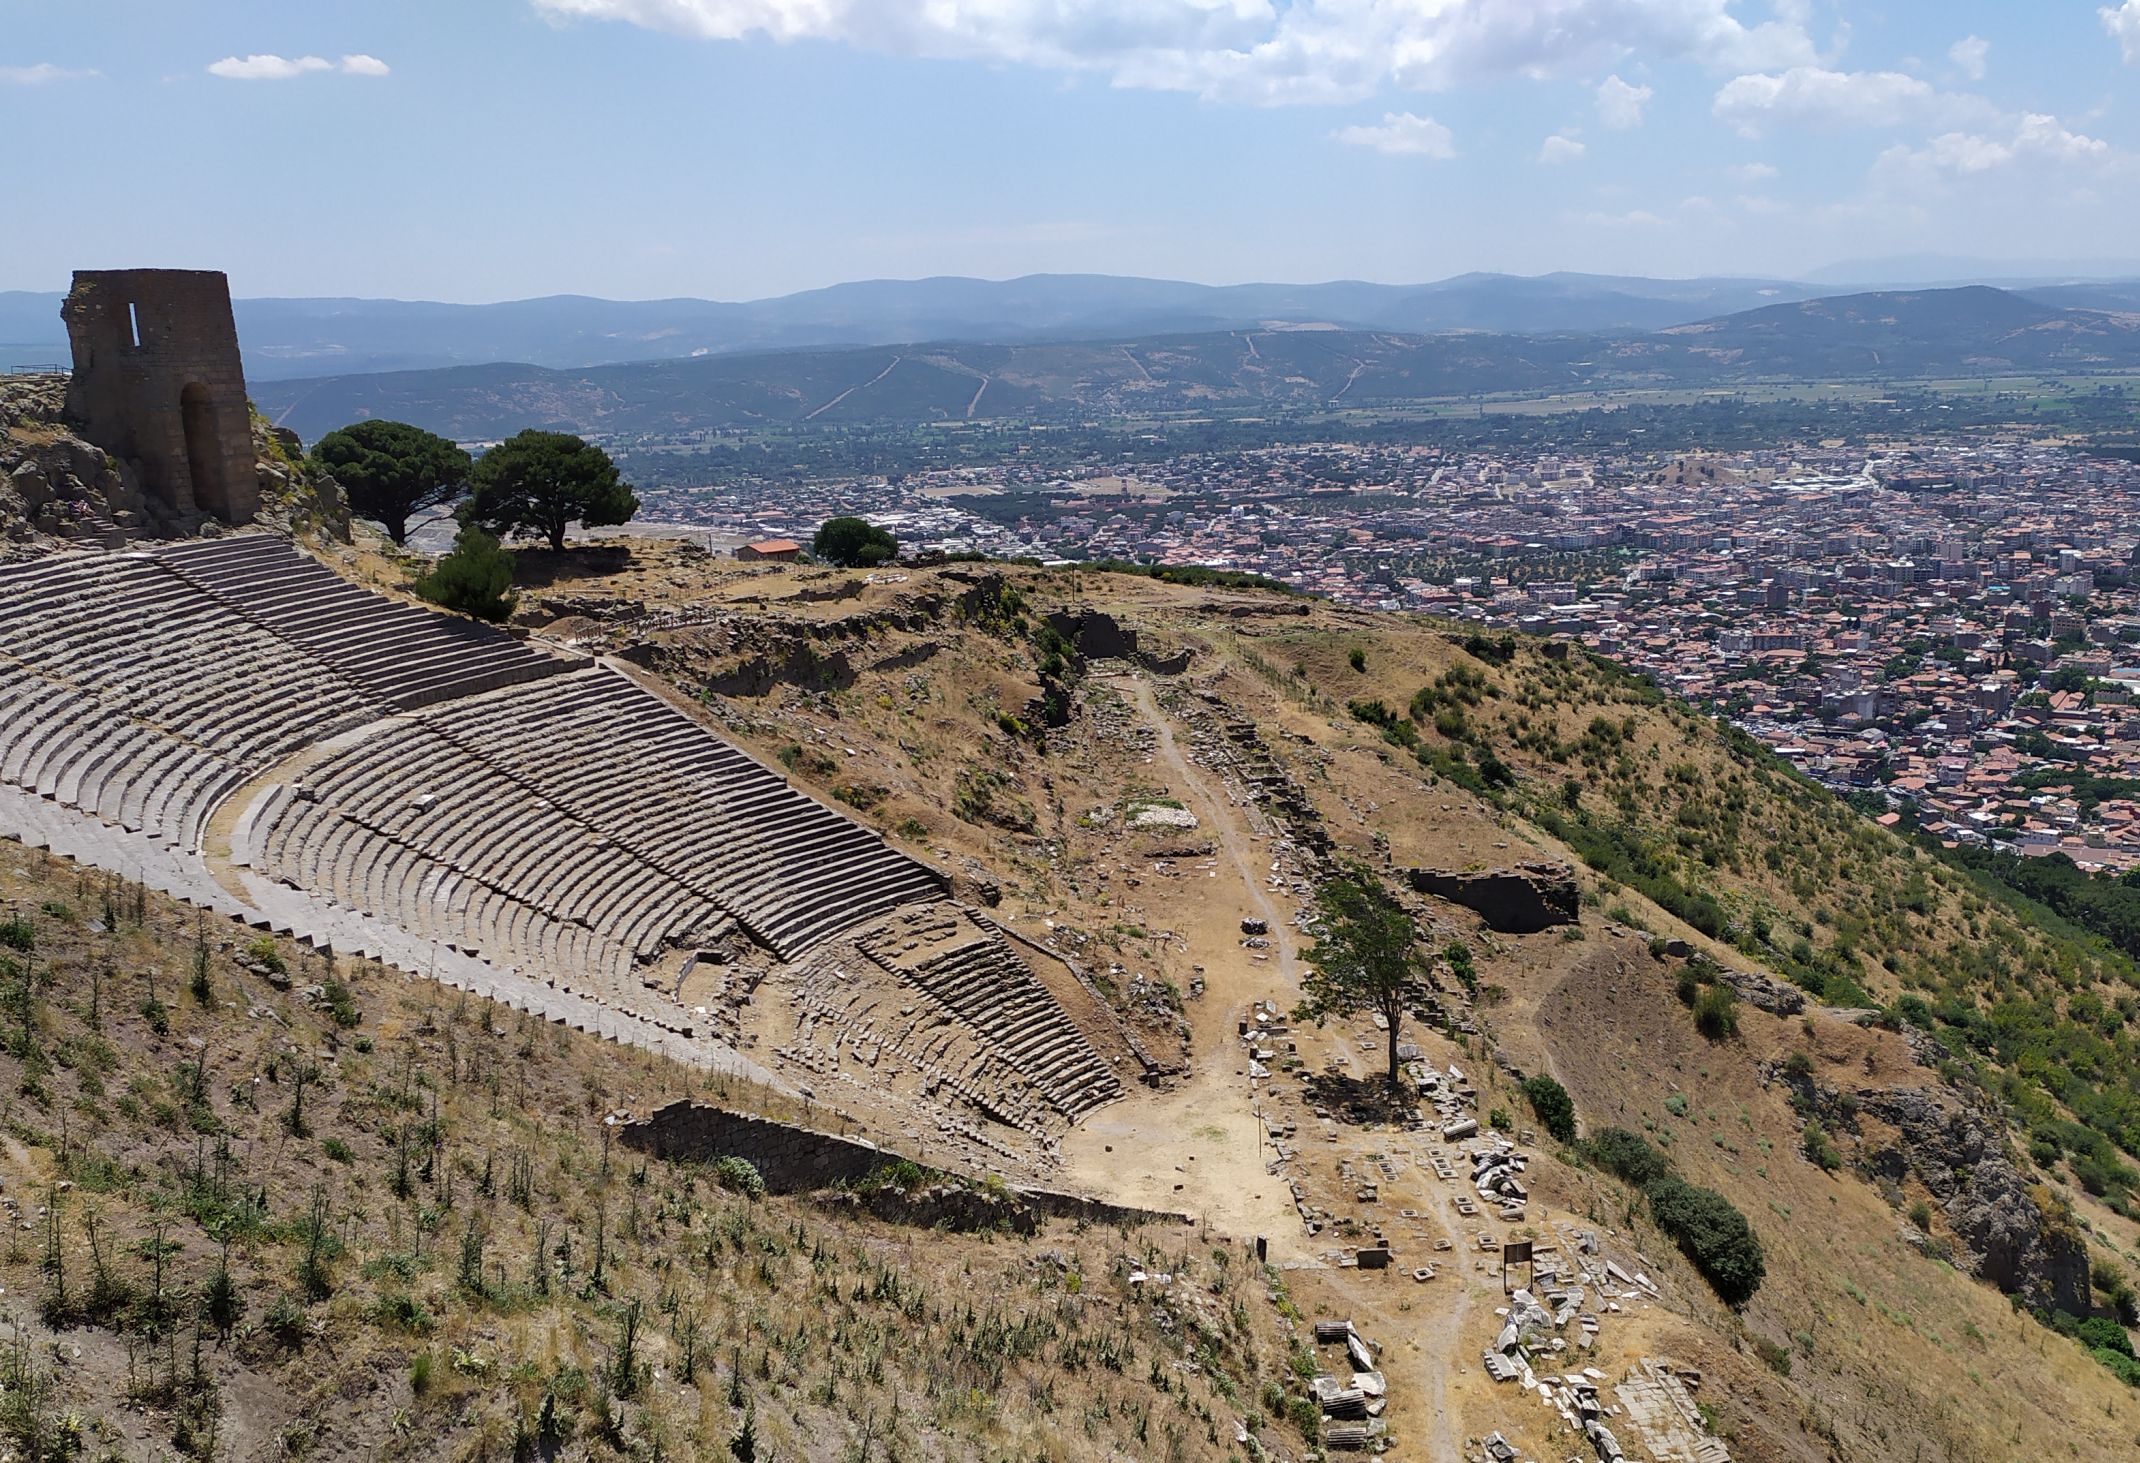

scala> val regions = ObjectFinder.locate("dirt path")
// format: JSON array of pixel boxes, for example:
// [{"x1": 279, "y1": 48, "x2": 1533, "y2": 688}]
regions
[
  {"x1": 1060, "y1": 673, "x2": 1478, "y2": 1458},
  {"x1": 1060, "y1": 674, "x2": 1303, "y2": 1251},
  {"x1": 804, "y1": 353, "x2": 903, "y2": 421}
]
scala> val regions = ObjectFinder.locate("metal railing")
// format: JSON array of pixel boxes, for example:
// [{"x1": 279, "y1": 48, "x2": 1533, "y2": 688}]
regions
[{"x1": 1, "y1": 363, "x2": 69, "y2": 376}]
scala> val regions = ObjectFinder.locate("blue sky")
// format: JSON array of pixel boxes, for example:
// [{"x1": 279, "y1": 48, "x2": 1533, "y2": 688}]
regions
[{"x1": 5, "y1": 1, "x2": 2139, "y2": 300}]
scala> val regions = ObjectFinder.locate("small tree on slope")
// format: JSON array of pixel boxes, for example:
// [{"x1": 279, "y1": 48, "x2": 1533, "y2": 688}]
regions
[{"x1": 1293, "y1": 864, "x2": 1434, "y2": 1092}]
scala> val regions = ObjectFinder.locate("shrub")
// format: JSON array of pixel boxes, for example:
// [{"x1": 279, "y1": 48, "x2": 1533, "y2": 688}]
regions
[
  {"x1": 1586, "y1": 1129, "x2": 1767, "y2": 1306},
  {"x1": 2092, "y1": 1346, "x2": 2140, "y2": 1386},
  {"x1": 2077, "y1": 1315, "x2": 2135, "y2": 1359},
  {"x1": 1693, "y1": 983, "x2": 1741, "y2": 1041},
  {"x1": 713, "y1": 1155, "x2": 765, "y2": 1199},
  {"x1": 414, "y1": 525, "x2": 517, "y2": 621},
  {"x1": 1802, "y1": 1120, "x2": 1842, "y2": 1172},
  {"x1": 1647, "y1": 1176, "x2": 1766, "y2": 1307},
  {"x1": 1522, "y1": 1074, "x2": 1577, "y2": 1144},
  {"x1": 321, "y1": 978, "x2": 361, "y2": 1028},
  {"x1": 1347, "y1": 647, "x2": 1367, "y2": 672},
  {"x1": 1586, "y1": 1128, "x2": 1671, "y2": 1188},
  {"x1": 0, "y1": 914, "x2": 33, "y2": 951}
]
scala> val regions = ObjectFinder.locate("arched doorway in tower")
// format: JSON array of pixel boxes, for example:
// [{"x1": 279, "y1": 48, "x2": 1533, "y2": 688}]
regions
[{"x1": 180, "y1": 383, "x2": 226, "y2": 518}]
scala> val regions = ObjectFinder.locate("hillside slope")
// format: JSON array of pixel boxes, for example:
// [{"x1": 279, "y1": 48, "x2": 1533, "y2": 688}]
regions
[
  {"x1": 487, "y1": 542, "x2": 2140, "y2": 1460},
  {"x1": 8, "y1": 533, "x2": 2140, "y2": 1460},
  {"x1": 0, "y1": 843, "x2": 1300, "y2": 1460}
]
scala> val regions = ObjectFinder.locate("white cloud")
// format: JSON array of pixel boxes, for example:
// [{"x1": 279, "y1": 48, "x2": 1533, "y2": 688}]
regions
[
  {"x1": 1538, "y1": 133, "x2": 1588, "y2": 164},
  {"x1": 1595, "y1": 73, "x2": 1652, "y2": 129},
  {"x1": 1947, "y1": 35, "x2": 1988, "y2": 80},
  {"x1": 1726, "y1": 160, "x2": 1778, "y2": 182},
  {"x1": 531, "y1": 0, "x2": 1817, "y2": 106},
  {"x1": 1333, "y1": 111, "x2": 1455, "y2": 158},
  {"x1": 1575, "y1": 208, "x2": 1667, "y2": 228},
  {"x1": 2105, "y1": 3, "x2": 2140, "y2": 64},
  {"x1": 207, "y1": 53, "x2": 389, "y2": 80},
  {"x1": 1875, "y1": 113, "x2": 2114, "y2": 183},
  {"x1": 1712, "y1": 66, "x2": 1940, "y2": 135},
  {"x1": 0, "y1": 62, "x2": 99, "y2": 85},
  {"x1": 208, "y1": 54, "x2": 334, "y2": 80}
]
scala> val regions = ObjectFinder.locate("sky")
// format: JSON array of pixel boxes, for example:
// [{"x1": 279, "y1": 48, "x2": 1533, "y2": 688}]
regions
[{"x1": 5, "y1": 1, "x2": 2139, "y2": 301}]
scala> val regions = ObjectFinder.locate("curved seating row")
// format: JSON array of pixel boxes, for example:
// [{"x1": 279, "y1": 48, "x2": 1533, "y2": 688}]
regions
[
  {"x1": 0, "y1": 551, "x2": 376, "y2": 849},
  {"x1": 154, "y1": 534, "x2": 579, "y2": 710}
]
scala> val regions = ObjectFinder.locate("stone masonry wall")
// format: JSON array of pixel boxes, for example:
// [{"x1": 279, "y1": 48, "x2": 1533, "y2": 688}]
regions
[
  {"x1": 622, "y1": 1101, "x2": 1187, "y2": 1228},
  {"x1": 62, "y1": 269, "x2": 259, "y2": 524}
]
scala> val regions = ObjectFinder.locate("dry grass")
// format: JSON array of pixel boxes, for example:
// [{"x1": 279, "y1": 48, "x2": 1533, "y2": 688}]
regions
[{"x1": 0, "y1": 846, "x2": 1298, "y2": 1461}]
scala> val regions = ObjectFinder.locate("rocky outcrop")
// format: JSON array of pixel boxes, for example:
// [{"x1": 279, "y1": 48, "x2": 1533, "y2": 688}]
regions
[
  {"x1": 2, "y1": 376, "x2": 154, "y2": 549},
  {"x1": 2, "y1": 374, "x2": 347, "y2": 550},
  {"x1": 1715, "y1": 965, "x2": 1806, "y2": 1016},
  {"x1": 1854, "y1": 1087, "x2": 2090, "y2": 1315},
  {"x1": 1405, "y1": 860, "x2": 1579, "y2": 933}
]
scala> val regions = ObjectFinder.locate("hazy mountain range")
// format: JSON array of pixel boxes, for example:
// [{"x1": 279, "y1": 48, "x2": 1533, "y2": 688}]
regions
[
  {"x1": 245, "y1": 286, "x2": 2140, "y2": 443},
  {"x1": 5, "y1": 263, "x2": 2138, "y2": 380}
]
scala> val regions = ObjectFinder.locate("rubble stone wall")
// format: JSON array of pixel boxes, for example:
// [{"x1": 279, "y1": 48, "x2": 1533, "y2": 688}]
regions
[
  {"x1": 1406, "y1": 861, "x2": 1580, "y2": 933},
  {"x1": 623, "y1": 1100, "x2": 1187, "y2": 1227}
]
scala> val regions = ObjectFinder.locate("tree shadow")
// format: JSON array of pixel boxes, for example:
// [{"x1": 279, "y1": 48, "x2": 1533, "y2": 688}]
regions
[
  {"x1": 509, "y1": 543, "x2": 636, "y2": 588},
  {"x1": 1301, "y1": 1070, "x2": 1415, "y2": 1126}
]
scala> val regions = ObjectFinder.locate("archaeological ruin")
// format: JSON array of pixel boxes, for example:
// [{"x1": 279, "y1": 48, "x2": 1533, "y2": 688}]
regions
[
  {"x1": 0, "y1": 535, "x2": 1126, "y2": 1170},
  {"x1": 59, "y1": 269, "x2": 259, "y2": 525}
]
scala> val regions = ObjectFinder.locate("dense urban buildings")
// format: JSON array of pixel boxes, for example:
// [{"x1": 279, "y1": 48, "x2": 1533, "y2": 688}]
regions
[{"x1": 637, "y1": 436, "x2": 2140, "y2": 872}]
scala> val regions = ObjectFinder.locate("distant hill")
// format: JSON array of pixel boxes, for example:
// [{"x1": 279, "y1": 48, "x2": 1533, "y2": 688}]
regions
[
  {"x1": 1804, "y1": 253, "x2": 2140, "y2": 286},
  {"x1": 1658, "y1": 285, "x2": 2140, "y2": 376},
  {"x1": 252, "y1": 286, "x2": 2140, "y2": 442},
  {"x1": 2, "y1": 272, "x2": 1831, "y2": 378}
]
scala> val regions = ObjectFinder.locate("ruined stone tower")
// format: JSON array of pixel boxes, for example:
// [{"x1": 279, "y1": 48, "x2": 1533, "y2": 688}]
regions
[{"x1": 61, "y1": 269, "x2": 259, "y2": 525}]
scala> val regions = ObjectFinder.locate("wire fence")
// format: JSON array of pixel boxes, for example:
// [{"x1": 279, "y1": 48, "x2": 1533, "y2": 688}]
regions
[{"x1": 1, "y1": 363, "x2": 69, "y2": 376}]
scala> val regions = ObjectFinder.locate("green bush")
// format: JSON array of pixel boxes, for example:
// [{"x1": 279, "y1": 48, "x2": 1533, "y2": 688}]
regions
[
  {"x1": 2077, "y1": 1315, "x2": 2135, "y2": 1359},
  {"x1": 414, "y1": 525, "x2": 517, "y2": 621},
  {"x1": 1586, "y1": 1128, "x2": 1765, "y2": 1306},
  {"x1": 1522, "y1": 1074, "x2": 1577, "y2": 1144},
  {"x1": 1586, "y1": 1128, "x2": 1672, "y2": 1188},
  {"x1": 322, "y1": 978, "x2": 361, "y2": 1029},
  {"x1": 2092, "y1": 1346, "x2": 2140, "y2": 1387},
  {"x1": 243, "y1": 934, "x2": 287, "y2": 976},
  {"x1": 1647, "y1": 1176, "x2": 1766, "y2": 1307},
  {"x1": 713, "y1": 1155, "x2": 765, "y2": 1199},
  {"x1": 1693, "y1": 983, "x2": 1741, "y2": 1041},
  {"x1": 0, "y1": 914, "x2": 33, "y2": 951}
]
